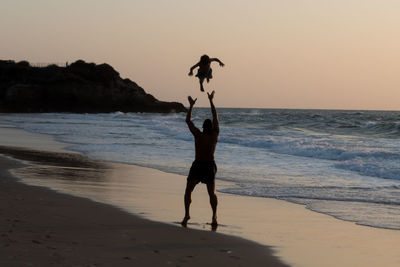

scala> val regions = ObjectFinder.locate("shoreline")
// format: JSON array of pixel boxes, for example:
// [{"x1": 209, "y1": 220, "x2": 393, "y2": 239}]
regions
[
  {"x1": 0, "y1": 147, "x2": 286, "y2": 266},
  {"x1": 2, "y1": 127, "x2": 400, "y2": 266}
]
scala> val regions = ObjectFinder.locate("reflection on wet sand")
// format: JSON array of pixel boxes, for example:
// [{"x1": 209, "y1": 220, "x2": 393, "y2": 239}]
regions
[{"x1": 0, "y1": 146, "x2": 111, "y2": 197}]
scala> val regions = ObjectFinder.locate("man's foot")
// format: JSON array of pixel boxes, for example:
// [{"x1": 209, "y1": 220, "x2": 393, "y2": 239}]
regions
[
  {"x1": 200, "y1": 86, "x2": 204, "y2": 92},
  {"x1": 181, "y1": 216, "x2": 190, "y2": 227},
  {"x1": 211, "y1": 217, "x2": 218, "y2": 226}
]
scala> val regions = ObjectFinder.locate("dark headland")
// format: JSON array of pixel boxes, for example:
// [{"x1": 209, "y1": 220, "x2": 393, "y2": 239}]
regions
[{"x1": 0, "y1": 60, "x2": 186, "y2": 113}]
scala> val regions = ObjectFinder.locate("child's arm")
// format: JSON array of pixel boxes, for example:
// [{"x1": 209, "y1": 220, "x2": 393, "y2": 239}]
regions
[
  {"x1": 188, "y1": 62, "x2": 200, "y2": 76},
  {"x1": 211, "y1": 58, "x2": 225, "y2": 67}
]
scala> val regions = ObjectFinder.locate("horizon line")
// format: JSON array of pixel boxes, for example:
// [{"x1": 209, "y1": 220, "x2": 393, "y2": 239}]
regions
[{"x1": 192, "y1": 106, "x2": 400, "y2": 112}]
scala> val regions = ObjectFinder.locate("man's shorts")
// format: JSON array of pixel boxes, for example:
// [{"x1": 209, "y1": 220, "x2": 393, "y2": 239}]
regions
[{"x1": 187, "y1": 160, "x2": 217, "y2": 184}]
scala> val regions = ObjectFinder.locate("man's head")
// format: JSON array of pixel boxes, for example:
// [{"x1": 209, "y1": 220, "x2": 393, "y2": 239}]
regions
[{"x1": 202, "y1": 119, "x2": 212, "y2": 133}]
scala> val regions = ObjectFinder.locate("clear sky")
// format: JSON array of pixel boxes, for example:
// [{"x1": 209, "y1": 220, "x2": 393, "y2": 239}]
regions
[{"x1": 1, "y1": 0, "x2": 399, "y2": 110}]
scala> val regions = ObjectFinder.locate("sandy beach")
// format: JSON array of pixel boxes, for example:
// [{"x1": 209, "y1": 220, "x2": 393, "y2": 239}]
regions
[
  {"x1": 2, "y1": 127, "x2": 400, "y2": 267},
  {"x1": 0, "y1": 127, "x2": 286, "y2": 267}
]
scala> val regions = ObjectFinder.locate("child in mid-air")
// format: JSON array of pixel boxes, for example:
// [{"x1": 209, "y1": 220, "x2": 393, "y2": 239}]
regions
[{"x1": 188, "y1": 55, "x2": 224, "y2": 92}]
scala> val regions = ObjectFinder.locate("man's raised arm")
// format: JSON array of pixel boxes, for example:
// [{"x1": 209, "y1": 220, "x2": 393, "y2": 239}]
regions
[
  {"x1": 186, "y1": 96, "x2": 200, "y2": 136},
  {"x1": 207, "y1": 91, "x2": 219, "y2": 133}
]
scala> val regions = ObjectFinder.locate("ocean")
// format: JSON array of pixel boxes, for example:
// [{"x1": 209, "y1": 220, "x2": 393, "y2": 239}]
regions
[{"x1": 1, "y1": 108, "x2": 400, "y2": 230}]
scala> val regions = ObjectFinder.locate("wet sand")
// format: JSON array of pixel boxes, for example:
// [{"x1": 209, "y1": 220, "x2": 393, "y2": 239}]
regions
[{"x1": 0, "y1": 145, "x2": 286, "y2": 267}]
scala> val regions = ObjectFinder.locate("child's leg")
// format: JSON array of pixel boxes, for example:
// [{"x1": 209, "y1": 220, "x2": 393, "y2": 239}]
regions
[
  {"x1": 199, "y1": 78, "x2": 205, "y2": 92},
  {"x1": 207, "y1": 69, "x2": 213, "y2": 83}
]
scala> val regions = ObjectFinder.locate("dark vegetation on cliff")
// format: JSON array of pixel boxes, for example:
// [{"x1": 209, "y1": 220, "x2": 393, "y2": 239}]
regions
[{"x1": 0, "y1": 60, "x2": 186, "y2": 113}]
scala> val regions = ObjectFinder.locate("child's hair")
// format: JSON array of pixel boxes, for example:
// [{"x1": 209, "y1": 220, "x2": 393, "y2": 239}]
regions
[{"x1": 200, "y1": 55, "x2": 210, "y2": 65}]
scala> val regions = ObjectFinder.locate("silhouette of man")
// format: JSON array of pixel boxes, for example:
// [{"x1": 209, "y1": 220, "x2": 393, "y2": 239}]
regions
[{"x1": 182, "y1": 90, "x2": 219, "y2": 227}]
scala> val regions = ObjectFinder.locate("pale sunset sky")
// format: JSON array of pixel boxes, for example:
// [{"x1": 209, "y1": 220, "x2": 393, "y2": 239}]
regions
[{"x1": 1, "y1": 0, "x2": 399, "y2": 110}]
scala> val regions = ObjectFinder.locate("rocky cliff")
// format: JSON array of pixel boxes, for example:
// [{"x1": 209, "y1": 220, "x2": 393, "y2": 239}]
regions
[{"x1": 0, "y1": 60, "x2": 186, "y2": 113}]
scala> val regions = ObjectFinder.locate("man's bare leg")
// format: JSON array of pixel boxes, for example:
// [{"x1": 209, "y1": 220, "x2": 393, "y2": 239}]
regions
[
  {"x1": 206, "y1": 183, "x2": 218, "y2": 226},
  {"x1": 182, "y1": 179, "x2": 198, "y2": 226}
]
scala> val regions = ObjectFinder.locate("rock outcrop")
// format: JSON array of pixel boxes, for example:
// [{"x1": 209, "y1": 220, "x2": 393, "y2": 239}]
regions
[{"x1": 0, "y1": 60, "x2": 186, "y2": 113}]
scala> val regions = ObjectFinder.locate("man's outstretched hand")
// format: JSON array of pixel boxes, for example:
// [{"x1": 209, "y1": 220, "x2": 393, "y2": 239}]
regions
[
  {"x1": 188, "y1": 96, "x2": 197, "y2": 107},
  {"x1": 207, "y1": 90, "x2": 215, "y2": 101}
]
